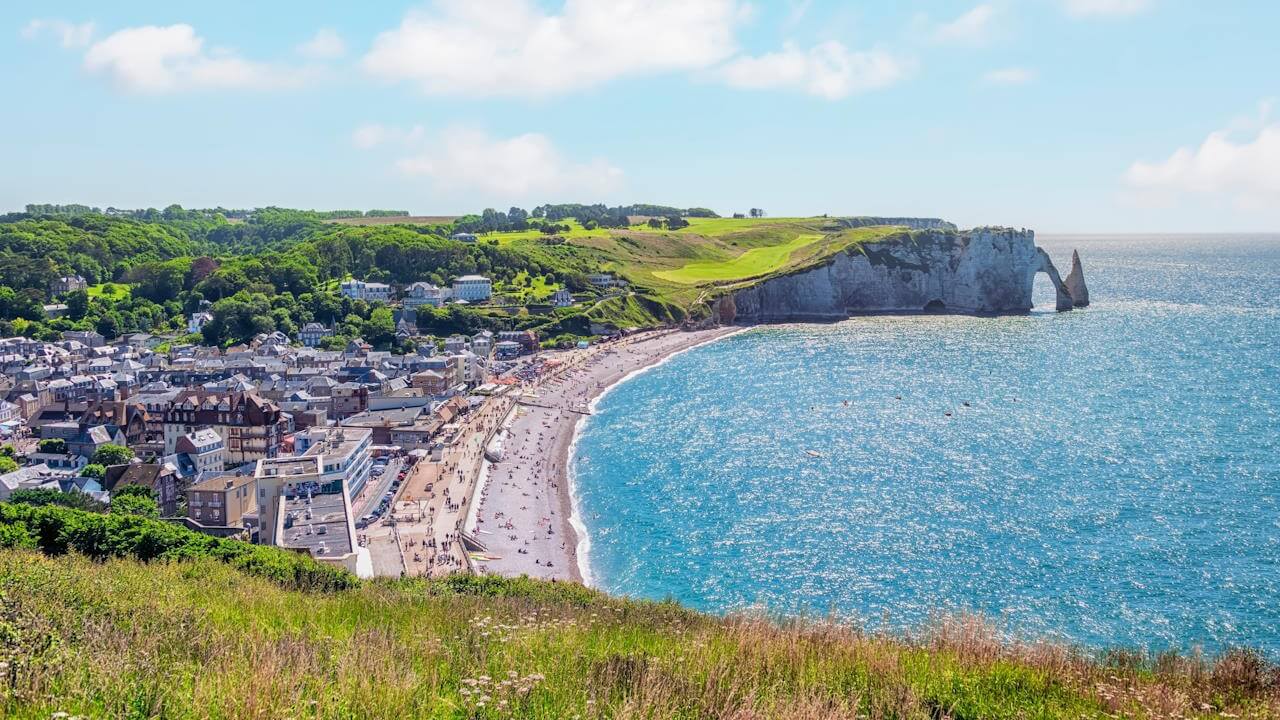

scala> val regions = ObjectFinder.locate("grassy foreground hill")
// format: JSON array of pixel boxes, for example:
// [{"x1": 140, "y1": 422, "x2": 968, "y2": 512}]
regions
[{"x1": 0, "y1": 503, "x2": 1276, "y2": 720}]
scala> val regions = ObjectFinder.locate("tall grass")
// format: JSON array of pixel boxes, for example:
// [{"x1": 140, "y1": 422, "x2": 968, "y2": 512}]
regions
[{"x1": 1, "y1": 552, "x2": 1275, "y2": 719}]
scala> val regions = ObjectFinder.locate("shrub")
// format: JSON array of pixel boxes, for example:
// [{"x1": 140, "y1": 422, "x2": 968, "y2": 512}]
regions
[
  {"x1": 0, "y1": 502, "x2": 355, "y2": 592},
  {"x1": 7, "y1": 488, "x2": 108, "y2": 513},
  {"x1": 110, "y1": 492, "x2": 158, "y2": 519},
  {"x1": 91, "y1": 444, "x2": 134, "y2": 466},
  {"x1": 37, "y1": 438, "x2": 67, "y2": 454}
]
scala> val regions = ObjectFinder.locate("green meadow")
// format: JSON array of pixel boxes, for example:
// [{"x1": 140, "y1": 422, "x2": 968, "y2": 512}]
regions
[
  {"x1": 652, "y1": 233, "x2": 824, "y2": 284},
  {"x1": 2, "y1": 550, "x2": 1274, "y2": 720}
]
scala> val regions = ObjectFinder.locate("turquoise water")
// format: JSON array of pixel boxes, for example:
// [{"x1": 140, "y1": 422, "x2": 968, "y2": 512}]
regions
[{"x1": 572, "y1": 235, "x2": 1280, "y2": 655}]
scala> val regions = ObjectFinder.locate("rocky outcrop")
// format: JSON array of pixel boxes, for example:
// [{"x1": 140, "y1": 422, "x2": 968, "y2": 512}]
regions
[
  {"x1": 719, "y1": 227, "x2": 1084, "y2": 322},
  {"x1": 1064, "y1": 249, "x2": 1090, "y2": 307}
]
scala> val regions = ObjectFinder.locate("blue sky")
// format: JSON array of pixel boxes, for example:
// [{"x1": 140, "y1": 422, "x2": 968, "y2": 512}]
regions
[{"x1": 2, "y1": 0, "x2": 1278, "y2": 232}]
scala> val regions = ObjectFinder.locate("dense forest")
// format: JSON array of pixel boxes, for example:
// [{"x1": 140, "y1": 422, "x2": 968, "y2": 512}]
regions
[{"x1": 0, "y1": 202, "x2": 697, "y2": 349}]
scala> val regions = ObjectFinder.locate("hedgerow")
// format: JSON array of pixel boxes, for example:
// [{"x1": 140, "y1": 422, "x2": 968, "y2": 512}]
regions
[{"x1": 0, "y1": 502, "x2": 354, "y2": 591}]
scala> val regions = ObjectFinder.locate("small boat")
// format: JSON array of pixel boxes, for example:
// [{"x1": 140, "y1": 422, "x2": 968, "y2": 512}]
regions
[{"x1": 805, "y1": 450, "x2": 823, "y2": 458}]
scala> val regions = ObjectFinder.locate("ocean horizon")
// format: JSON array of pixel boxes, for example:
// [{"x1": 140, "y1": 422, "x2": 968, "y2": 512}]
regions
[{"x1": 572, "y1": 233, "x2": 1280, "y2": 656}]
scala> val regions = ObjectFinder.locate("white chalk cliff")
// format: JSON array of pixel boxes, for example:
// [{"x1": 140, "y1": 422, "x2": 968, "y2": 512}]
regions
[
  {"x1": 1065, "y1": 249, "x2": 1090, "y2": 307},
  {"x1": 714, "y1": 228, "x2": 1088, "y2": 323}
]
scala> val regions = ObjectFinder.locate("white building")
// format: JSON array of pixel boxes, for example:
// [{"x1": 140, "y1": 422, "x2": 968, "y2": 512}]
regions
[
  {"x1": 451, "y1": 232, "x2": 478, "y2": 243},
  {"x1": 587, "y1": 273, "x2": 619, "y2": 287},
  {"x1": 339, "y1": 279, "x2": 393, "y2": 303},
  {"x1": 452, "y1": 275, "x2": 492, "y2": 302},
  {"x1": 454, "y1": 350, "x2": 484, "y2": 384},
  {"x1": 299, "y1": 322, "x2": 334, "y2": 348},
  {"x1": 255, "y1": 426, "x2": 372, "y2": 549},
  {"x1": 402, "y1": 281, "x2": 451, "y2": 309},
  {"x1": 188, "y1": 312, "x2": 214, "y2": 335},
  {"x1": 175, "y1": 428, "x2": 226, "y2": 475},
  {"x1": 551, "y1": 288, "x2": 574, "y2": 307}
]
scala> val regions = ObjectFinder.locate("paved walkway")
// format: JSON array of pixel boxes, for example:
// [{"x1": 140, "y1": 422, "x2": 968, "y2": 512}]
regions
[{"x1": 371, "y1": 395, "x2": 513, "y2": 577}]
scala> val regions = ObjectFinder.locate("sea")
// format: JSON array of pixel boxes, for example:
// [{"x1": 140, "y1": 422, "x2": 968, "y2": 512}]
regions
[{"x1": 571, "y1": 234, "x2": 1280, "y2": 656}]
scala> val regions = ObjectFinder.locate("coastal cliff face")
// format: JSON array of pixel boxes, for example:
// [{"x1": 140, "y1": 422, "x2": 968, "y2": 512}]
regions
[{"x1": 720, "y1": 228, "x2": 1087, "y2": 322}]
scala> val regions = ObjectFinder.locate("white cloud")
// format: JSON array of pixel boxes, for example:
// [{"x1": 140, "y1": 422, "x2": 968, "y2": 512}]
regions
[
  {"x1": 360, "y1": 124, "x2": 622, "y2": 197},
  {"x1": 81, "y1": 24, "x2": 312, "y2": 93},
  {"x1": 362, "y1": 0, "x2": 745, "y2": 97},
  {"x1": 1062, "y1": 0, "x2": 1152, "y2": 18},
  {"x1": 297, "y1": 28, "x2": 345, "y2": 59},
  {"x1": 1124, "y1": 107, "x2": 1280, "y2": 210},
  {"x1": 715, "y1": 41, "x2": 907, "y2": 100},
  {"x1": 933, "y1": 4, "x2": 998, "y2": 45},
  {"x1": 982, "y1": 67, "x2": 1036, "y2": 85},
  {"x1": 21, "y1": 18, "x2": 95, "y2": 48}
]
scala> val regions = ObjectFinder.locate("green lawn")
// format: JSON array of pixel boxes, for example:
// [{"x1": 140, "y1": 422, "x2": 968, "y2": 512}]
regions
[
  {"x1": 652, "y1": 233, "x2": 824, "y2": 284},
  {"x1": 494, "y1": 271, "x2": 561, "y2": 303},
  {"x1": 85, "y1": 283, "x2": 132, "y2": 300},
  {"x1": 677, "y1": 216, "x2": 827, "y2": 236},
  {"x1": 482, "y1": 219, "x2": 615, "y2": 244}
]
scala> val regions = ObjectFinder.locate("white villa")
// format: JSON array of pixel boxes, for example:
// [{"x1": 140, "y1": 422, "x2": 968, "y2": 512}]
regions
[
  {"x1": 452, "y1": 275, "x2": 492, "y2": 302},
  {"x1": 187, "y1": 312, "x2": 213, "y2": 334},
  {"x1": 402, "y1": 282, "x2": 451, "y2": 309},
  {"x1": 339, "y1": 279, "x2": 392, "y2": 303}
]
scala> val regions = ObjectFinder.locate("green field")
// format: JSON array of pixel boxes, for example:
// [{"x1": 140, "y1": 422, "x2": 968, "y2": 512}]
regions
[
  {"x1": 676, "y1": 216, "x2": 826, "y2": 235},
  {"x1": 652, "y1": 233, "x2": 823, "y2": 284},
  {"x1": 470, "y1": 216, "x2": 904, "y2": 315},
  {"x1": 493, "y1": 271, "x2": 561, "y2": 303},
  {"x1": 480, "y1": 219, "x2": 615, "y2": 244},
  {"x1": 85, "y1": 283, "x2": 131, "y2": 300}
]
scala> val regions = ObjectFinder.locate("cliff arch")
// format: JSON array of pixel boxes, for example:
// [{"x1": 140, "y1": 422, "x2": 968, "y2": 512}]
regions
[{"x1": 1035, "y1": 248, "x2": 1075, "y2": 312}]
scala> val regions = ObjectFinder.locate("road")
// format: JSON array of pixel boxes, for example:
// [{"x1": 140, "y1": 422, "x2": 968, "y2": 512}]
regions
[{"x1": 352, "y1": 456, "x2": 403, "y2": 521}]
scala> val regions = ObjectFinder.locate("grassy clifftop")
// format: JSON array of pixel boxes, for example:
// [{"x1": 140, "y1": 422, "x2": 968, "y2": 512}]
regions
[
  {"x1": 544, "y1": 217, "x2": 905, "y2": 310},
  {"x1": 1, "y1": 549, "x2": 1276, "y2": 719}
]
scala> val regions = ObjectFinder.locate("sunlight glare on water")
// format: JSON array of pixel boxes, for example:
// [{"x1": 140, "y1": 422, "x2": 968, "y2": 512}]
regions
[{"x1": 573, "y1": 234, "x2": 1280, "y2": 655}]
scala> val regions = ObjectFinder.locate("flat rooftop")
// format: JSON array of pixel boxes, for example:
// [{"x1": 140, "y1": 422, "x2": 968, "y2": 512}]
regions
[
  {"x1": 280, "y1": 492, "x2": 352, "y2": 558},
  {"x1": 299, "y1": 427, "x2": 370, "y2": 460},
  {"x1": 256, "y1": 456, "x2": 320, "y2": 478}
]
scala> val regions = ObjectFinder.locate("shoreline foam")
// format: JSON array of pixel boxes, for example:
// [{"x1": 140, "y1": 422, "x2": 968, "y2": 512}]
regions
[{"x1": 568, "y1": 326, "x2": 753, "y2": 585}]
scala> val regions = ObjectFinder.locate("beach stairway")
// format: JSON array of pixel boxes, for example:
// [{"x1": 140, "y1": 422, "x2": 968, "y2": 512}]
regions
[{"x1": 460, "y1": 531, "x2": 488, "y2": 553}]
